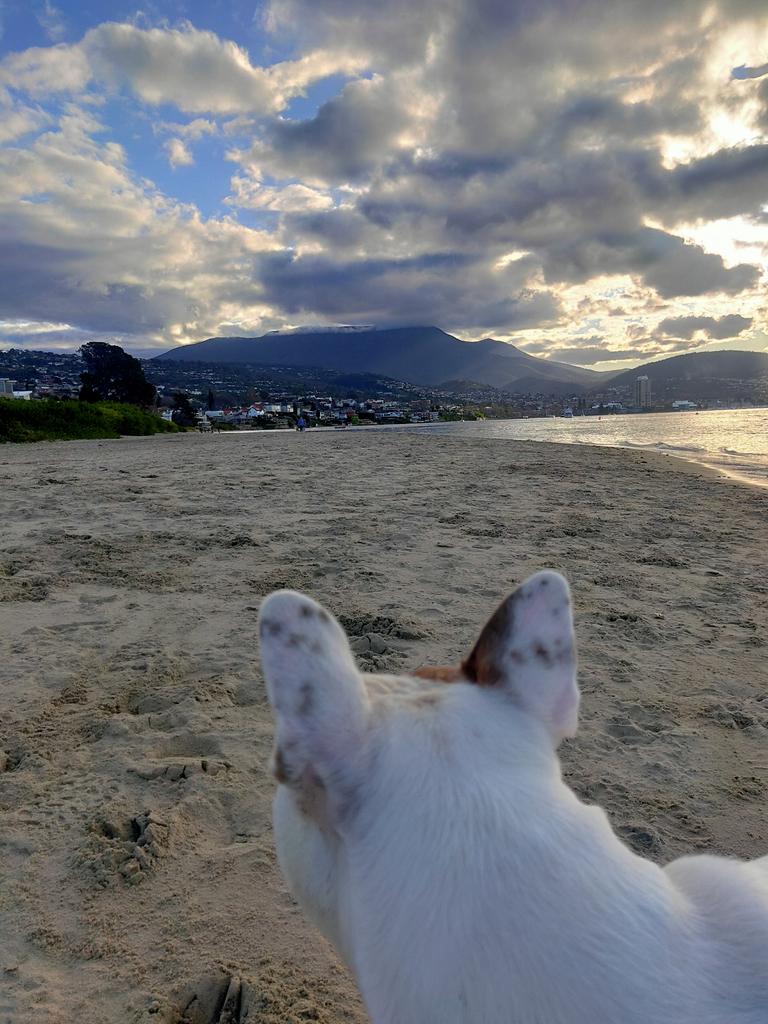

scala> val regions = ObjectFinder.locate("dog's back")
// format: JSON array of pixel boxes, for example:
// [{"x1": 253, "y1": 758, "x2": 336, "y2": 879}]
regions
[
  {"x1": 259, "y1": 573, "x2": 768, "y2": 1023},
  {"x1": 665, "y1": 854, "x2": 768, "y2": 1016}
]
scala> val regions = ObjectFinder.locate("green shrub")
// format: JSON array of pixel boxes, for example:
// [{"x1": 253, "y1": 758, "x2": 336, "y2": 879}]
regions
[{"x1": 0, "y1": 398, "x2": 178, "y2": 443}]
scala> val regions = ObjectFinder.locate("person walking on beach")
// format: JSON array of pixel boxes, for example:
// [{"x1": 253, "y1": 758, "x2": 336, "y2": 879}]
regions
[{"x1": 297, "y1": 415, "x2": 306, "y2": 432}]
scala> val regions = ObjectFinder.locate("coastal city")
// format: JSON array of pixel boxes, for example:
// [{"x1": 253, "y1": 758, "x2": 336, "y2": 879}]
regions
[{"x1": 1, "y1": 347, "x2": 765, "y2": 432}]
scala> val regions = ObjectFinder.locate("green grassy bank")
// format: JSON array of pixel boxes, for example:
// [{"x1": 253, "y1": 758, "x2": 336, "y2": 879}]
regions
[{"x1": 0, "y1": 398, "x2": 178, "y2": 443}]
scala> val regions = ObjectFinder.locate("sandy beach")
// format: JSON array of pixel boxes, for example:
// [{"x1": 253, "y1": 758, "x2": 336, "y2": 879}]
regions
[{"x1": 1, "y1": 429, "x2": 767, "y2": 1023}]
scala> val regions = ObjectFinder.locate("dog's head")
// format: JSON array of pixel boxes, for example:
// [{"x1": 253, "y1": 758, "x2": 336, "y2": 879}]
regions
[{"x1": 259, "y1": 571, "x2": 579, "y2": 965}]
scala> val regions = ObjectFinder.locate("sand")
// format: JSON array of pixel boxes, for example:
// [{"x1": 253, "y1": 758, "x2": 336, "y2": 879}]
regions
[{"x1": 1, "y1": 428, "x2": 767, "y2": 1022}]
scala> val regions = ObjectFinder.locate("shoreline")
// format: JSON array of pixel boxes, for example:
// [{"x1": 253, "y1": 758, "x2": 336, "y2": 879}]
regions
[
  {"x1": 4, "y1": 405, "x2": 767, "y2": 490},
  {"x1": 66, "y1": 419, "x2": 768, "y2": 489},
  {"x1": 15, "y1": 407, "x2": 767, "y2": 488},
  {"x1": 4, "y1": 411, "x2": 757, "y2": 487}
]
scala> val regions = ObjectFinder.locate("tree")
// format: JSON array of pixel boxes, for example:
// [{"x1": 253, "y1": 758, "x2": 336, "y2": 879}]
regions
[
  {"x1": 206, "y1": 388, "x2": 216, "y2": 410},
  {"x1": 79, "y1": 342, "x2": 156, "y2": 407},
  {"x1": 171, "y1": 392, "x2": 197, "y2": 427}
]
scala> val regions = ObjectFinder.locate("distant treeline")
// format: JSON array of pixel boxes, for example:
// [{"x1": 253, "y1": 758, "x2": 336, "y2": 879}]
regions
[{"x1": 0, "y1": 398, "x2": 178, "y2": 443}]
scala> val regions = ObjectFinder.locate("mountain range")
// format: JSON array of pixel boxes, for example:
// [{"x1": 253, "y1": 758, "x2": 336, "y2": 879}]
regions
[
  {"x1": 157, "y1": 325, "x2": 768, "y2": 398},
  {"x1": 156, "y1": 326, "x2": 604, "y2": 394}
]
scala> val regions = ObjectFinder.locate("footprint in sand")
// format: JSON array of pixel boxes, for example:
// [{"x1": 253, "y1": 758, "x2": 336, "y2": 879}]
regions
[
  {"x1": 606, "y1": 702, "x2": 679, "y2": 746},
  {"x1": 130, "y1": 758, "x2": 230, "y2": 782},
  {"x1": 145, "y1": 960, "x2": 360, "y2": 1024},
  {"x1": 80, "y1": 810, "x2": 171, "y2": 885}
]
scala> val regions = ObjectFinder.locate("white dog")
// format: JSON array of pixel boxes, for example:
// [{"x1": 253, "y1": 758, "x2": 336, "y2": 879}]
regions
[{"x1": 259, "y1": 572, "x2": 768, "y2": 1023}]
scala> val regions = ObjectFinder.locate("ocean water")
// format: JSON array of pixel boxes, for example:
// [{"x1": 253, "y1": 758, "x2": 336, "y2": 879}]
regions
[{"x1": 392, "y1": 408, "x2": 768, "y2": 487}]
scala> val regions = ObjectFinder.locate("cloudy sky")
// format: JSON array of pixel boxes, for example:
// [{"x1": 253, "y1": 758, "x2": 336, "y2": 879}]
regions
[{"x1": 1, "y1": 0, "x2": 767, "y2": 369}]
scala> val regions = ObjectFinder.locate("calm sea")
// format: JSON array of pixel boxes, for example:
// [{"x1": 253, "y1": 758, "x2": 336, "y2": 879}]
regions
[{"x1": 385, "y1": 407, "x2": 768, "y2": 487}]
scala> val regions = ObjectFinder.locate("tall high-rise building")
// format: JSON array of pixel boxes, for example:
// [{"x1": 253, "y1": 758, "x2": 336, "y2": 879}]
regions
[
  {"x1": 634, "y1": 375, "x2": 651, "y2": 409},
  {"x1": 0, "y1": 379, "x2": 16, "y2": 395}
]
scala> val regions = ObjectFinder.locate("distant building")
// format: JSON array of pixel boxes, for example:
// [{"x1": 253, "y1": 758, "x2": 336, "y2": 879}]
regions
[
  {"x1": 634, "y1": 375, "x2": 651, "y2": 409},
  {"x1": 0, "y1": 378, "x2": 15, "y2": 395},
  {"x1": 672, "y1": 399, "x2": 697, "y2": 411}
]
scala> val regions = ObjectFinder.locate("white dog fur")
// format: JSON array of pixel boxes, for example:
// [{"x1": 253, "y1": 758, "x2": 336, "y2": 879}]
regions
[{"x1": 259, "y1": 571, "x2": 768, "y2": 1023}]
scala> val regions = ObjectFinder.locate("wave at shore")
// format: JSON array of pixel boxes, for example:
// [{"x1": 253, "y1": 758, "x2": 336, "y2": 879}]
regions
[{"x1": 616, "y1": 438, "x2": 768, "y2": 486}]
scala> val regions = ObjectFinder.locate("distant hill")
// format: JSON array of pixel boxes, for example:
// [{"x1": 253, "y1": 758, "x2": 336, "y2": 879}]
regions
[
  {"x1": 156, "y1": 326, "x2": 605, "y2": 393},
  {"x1": 146, "y1": 357, "x2": 445, "y2": 404},
  {"x1": 602, "y1": 350, "x2": 768, "y2": 402}
]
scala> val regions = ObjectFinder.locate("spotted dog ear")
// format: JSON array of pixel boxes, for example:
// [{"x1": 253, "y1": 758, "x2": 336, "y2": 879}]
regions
[
  {"x1": 462, "y1": 571, "x2": 579, "y2": 742},
  {"x1": 259, "y1": 590, "x2": 368, "y2": 791}
]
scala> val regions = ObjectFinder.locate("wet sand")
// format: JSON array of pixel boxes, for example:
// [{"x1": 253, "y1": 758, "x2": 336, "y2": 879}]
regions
[{"x1": 1, "y1": 429, "x2": 767, "y2": 1022}]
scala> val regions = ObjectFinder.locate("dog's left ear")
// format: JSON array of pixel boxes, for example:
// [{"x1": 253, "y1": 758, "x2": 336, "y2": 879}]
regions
[
  {"x1": 462, "y1": 571, "x2": 579, "y2": 742},
  {"x1": 259, "y1": 590, "x2": 368, "y2": 791}
]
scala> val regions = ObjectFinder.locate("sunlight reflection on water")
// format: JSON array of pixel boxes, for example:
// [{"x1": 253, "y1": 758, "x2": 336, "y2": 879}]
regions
[{"x1": 392, "y1": 408, "x2": 768, "y2": 487}]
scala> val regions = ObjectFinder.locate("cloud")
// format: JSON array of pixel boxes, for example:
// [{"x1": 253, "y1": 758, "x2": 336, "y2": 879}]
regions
[
  {"x1": 0, "y1": 107, "x2": 283, "y2": 349},
  {"x1": 543, "y1": 345, "x2": 657, "y2": 365},
  {"x1": 259, "y1": 250, "x2": 561, "y2": 331},
  {"x1": 266, "y1": 0, "x2": 442, "y2": 66},
  {"x1": 158, "y1": 118, "x2": 219, "y2": 141},
  {"x1": 231, "y1": 76, "x2": 409, "y2": 185},
  {"x1": 0, "y1": 42, "x2": 91, "y2": 94},
  {"x1": 538, "y1": 228, "x2": 758, "y2": 297},
  {"x1": 0, "y1": 319, "x2": 101, "y2": 351},
  {"x1": 533, "y1": 337, "x2": 715, "y2": 365},
  {"x1": 0, "y1": 22, "x2": 364, "y2": 115},
  {"x1": 0, "y1": 98, "x2": 51, "y2": 143},
  {"x1": 83, "y1": 23, "x2": 285, "y2": 114},
  {"x1": 655, "y1": 313, "x2": 753, "y2": 339},
  {"x1": 661, "y1": 144, "x2": 768, "y2": 221},
  {"x1": 165, "y1": 138, "x2": 194, "y2": 168},
  {"x1": 36, "y1": 1, "x2": 66, "y2": 42},
  {"x1": 640, "y1": 234, "x2": 759, "y2": 298},
  {"x1": 519, "y1": 331, "x2": 692, "y2": 365},
  {"x1": 227, "y1": 176, "x2": 333, "y2": 212},
  {"x1": 2, "y1": 2, "x2": 768, "y2": 355}
]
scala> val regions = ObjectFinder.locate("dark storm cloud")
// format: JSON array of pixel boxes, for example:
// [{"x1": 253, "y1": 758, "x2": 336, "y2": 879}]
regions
[
  {"x1": 655, "y1": 314, "x2": 754, "y2": 339},
  {"x1": 539, "y1": 228, "x2": 758, "y2": 297},
  {"x1": 643, "y1": 244, "x2": 758, "y2": 299},
  {"x1": 361, "y1": 137, "x2": 766, "y2": 252},
  {"x1": 249, "y1": 77, "x2": 408, "y2": 184},
  {"x1": 283, "y1": 208, "x2": 373, "y2": 250},
  {"x1": 0, "y1": 239, "x2": 183, "y2": 333},
  {"x1": 347, "y1": 142, "x2": 762, "y2": 299},
  {"x1": 664, "y1": 144, "x2": 768, "y2": 221},
  {"x1": 259, "y1": 250, "x2": 561, "y2": 330},
  {"x1": 553, "y1": 92, "x2": 701, "y2": 144},
  {"x1": 358, "y1": 147, "x2": 653, "y2": 251}
]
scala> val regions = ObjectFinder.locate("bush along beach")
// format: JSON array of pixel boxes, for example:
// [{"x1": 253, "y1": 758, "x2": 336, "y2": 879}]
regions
[{"x1": 0, "y1": 398, "x2": 178, "y2": 443}]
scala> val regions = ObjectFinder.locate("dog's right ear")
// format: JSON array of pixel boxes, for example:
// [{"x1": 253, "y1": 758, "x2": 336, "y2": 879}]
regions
[
  {"x1": 259, "y1": 590, "x2": 368, "y2": 791},
  {"x1": 462, "y1": 571, "x2": 579, "y2": 743}
]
